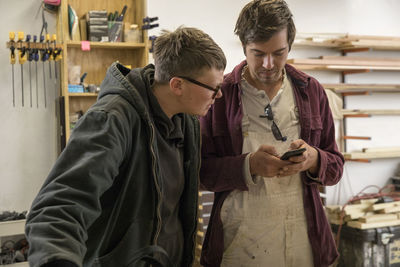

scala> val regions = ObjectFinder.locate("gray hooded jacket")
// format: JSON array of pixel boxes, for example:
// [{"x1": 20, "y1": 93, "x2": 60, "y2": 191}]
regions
[{"x1": 25, "y1": 63, "x2": 200, "y2": 267}]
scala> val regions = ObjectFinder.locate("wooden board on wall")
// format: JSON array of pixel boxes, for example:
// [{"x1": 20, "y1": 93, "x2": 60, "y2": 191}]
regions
[{"x1": 68, "y1": 46, "x2": 146, "y2": 84}]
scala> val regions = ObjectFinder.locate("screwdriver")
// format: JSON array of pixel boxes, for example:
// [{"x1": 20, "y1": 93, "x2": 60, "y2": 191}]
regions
[
  {"x1": 26, "y1": 34, "x2": 33, "y2": 107},
  {"x1": 51, "y1": 34, "x2": 57, "y2": 79},
  {"x1": 18, "y1": 31, "x2": 26, "y2": 107},
  {"x1": 9, "y1": 32, "x2": 16, "y2": 107},
  {"x1": 46, "y1": 33, "x2": 52, "y2": 79},
  {"x1": 33, "y1": 35, "x2": 39, "y2": 108},
  {"x1": 40, "y1": 35, "x2": 48, "y2": 108}
]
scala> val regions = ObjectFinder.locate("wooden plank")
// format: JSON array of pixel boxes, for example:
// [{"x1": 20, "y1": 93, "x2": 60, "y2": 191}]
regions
[
  {"x1": 323, "y1": 83, "x2": 400, "y2": 93},
  {"x1": 378, "y1": 206, "x2": 400, "y2": 214},
  {"x1": 288, "y1": 57, "x2": 400, "y2": 67},
  {"x1": 342, "y1": 109, "x2": 400, "y2": 116},
  {"x1": 344, "y1": 150, "x2": 400, "y2": 160},
  {"x1": 353, "y1": 198, "x2": 379, "y2": 205},
  {"x1": 290, "y1": 63, "x2": 400, "y2": 71},
  {"x1": 371, "y1": 201, "x2": 400, "y2": 211},
  {"x1": 292, "y1": 33, "x2": 400, "y2": 51},
  {"x1": 343, "y1": 136, "x2": 371, "y2": 140},
  {"x1": 326, "y1": 205, "x2": 342, "y2": 213},
  {"x1": 347, "y1": 219, "x2": 400, "y2": 229},
  {"x1": 321, "y1": 55, "x2": 400, "y2": 63},
  {"x1": 359, "y1": 213, "x2": 399, "y2": 223},
  {"x1": 362, "y1": 147, "x2": 400, "y2": 153}
]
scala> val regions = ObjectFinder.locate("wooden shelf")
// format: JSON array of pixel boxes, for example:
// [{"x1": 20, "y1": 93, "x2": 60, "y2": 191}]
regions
[
  {"x1": 342, "y1": 109, "x2": 400, "y2": 116},
  {"x1": 344, "y1": 150, "x2": 400, "y2": 160},
  {"x1": 323, "y1": 83, "x2": 400, "y2": 93},
  {"x1": 287, "y1": 56, "x2": 400, "y2": 72},
  {"x1": 293, "y1": 33, "x2": 400, "y2": 51},
  {"x1": 66, "y1": 41, "x2": 146, "y2": 50},
  {"x1": 0, "y1": 219, "x2": 25, "y2": 237}
]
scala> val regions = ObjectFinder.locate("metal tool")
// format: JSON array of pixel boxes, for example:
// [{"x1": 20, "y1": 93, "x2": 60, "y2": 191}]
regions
[
  {"x1": 9, "y1": 32, "x2": 16, "y2": 107},
  {"x1": 26, "y1": 34, "x2": 32, "y2": 107},
  {"x1": 46, "y1": 33, "x2": 52, "y2": 79},
  {"x1": 17, "y1": 32, "x2": 26, "y2": 107},
  {"x1": 40, "y1": 35, "x2": 48, "y2": 108},
  {"x1": 51, "y1": 34, "x2": 57, "y2": 79},
  {"x1": 33, "y1": 35, "x2": 39, "y2": 108}
]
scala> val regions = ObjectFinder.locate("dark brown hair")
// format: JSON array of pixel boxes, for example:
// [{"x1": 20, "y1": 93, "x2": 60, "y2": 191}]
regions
[
  {"x1": 153, "y1": 27, "x2": 226, "y2": 83},
  {"x1": 234, "y1": 0, "x2": 296, "y2": 50}
]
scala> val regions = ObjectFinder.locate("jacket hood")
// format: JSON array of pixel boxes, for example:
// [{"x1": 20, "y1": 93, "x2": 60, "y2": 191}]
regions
[{"x1": 98, "y1": 62, "x2": 155, "y2": 122}]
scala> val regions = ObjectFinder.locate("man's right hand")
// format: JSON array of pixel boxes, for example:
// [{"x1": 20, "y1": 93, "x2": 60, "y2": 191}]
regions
[{"x1": 249, "y1": 145, "x2": 290, "y2": 177}]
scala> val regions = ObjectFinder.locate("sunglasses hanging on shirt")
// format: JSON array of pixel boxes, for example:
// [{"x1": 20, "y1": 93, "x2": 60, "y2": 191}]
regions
[{"x1": 259, "y1": 104, "x2": 287, "y2": 142}]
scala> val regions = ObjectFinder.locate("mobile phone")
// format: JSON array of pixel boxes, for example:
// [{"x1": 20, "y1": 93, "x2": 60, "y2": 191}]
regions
[{"x1": 280, "y1": 147, "x2": 306, "y2": 160}]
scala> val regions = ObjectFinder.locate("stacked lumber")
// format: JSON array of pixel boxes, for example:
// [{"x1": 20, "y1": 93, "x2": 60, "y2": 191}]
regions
[
  {"x1": 287, "y1": 56, "x2": 400, "y2": 71},
  {"x1": 326, "y1": 199, "x2": 400, "y2": 229},
  {"x1": 335, "y1": 34, "x2": 400, "y2": 51},
  {"x1": 322, "y1": 83, "x2": 400, "y2": 93},
  {"x1": 293, "y1": 33, "x2": 400, "y2": 51}
]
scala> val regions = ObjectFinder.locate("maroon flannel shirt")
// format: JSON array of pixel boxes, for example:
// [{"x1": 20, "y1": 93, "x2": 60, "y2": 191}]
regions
[{"x1": 199, "y1": 61, "x2": 344, "y2": 267}]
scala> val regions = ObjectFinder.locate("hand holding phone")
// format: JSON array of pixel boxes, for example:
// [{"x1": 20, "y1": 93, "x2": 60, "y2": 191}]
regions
[{"x1": 280, "y1": 147, "x2": 306, "y2": 160}]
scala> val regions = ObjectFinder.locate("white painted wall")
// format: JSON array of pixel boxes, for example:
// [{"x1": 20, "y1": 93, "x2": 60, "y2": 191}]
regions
[
  {"x1": 0, "y1": 1, "x2": 58, "y2": 212},
  {"x1": 147, "y1": 0, "x2": 400, "y2": 205},
  {"x1": 1, "y1": 0, "x2": 400, "y2": 212}
]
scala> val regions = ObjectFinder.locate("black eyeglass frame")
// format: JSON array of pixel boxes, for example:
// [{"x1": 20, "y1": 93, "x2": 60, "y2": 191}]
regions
[
  {"x1": 176, "y1": 76, "x2": 221, "y2": 99},
  {"x1": 261, "y1": 104, "x2": 287, "y2": 142}
]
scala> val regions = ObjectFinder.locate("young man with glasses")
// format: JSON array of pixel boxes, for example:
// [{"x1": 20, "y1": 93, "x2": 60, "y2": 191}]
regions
[
  {"x1": 199, "y1": 1, "x2": 344, "y2": 266},
  {"x1": 25, "y1": 27, "x2": 226, "y2": 267}
]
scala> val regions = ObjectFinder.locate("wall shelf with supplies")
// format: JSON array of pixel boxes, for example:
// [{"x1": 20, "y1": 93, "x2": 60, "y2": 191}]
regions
[{"x1": 57, "y1": 0, "x2": 149, "y2": 150}]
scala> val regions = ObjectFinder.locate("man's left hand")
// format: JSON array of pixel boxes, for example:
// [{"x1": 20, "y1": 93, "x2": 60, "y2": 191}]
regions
[{"x1": 277, "y1": 139, "x2": 319, "y2": 177}]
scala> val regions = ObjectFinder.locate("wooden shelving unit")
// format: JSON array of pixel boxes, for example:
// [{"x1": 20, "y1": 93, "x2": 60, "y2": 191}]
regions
[
  {"x1": 290, "y1": 33, "x2": 400, "y2": 161},
  {"x1": 57, "y1": 0, "x2": 148, "y2": 147}
]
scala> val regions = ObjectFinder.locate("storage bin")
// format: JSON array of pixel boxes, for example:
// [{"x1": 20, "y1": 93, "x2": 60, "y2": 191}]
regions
[{"x1": 331, "y1": 224, "x2": 400, "y2": 267}]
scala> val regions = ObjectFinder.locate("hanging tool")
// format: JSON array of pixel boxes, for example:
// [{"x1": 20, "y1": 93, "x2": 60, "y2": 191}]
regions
[
  {"x1": 142, "y1": 16, "x2": 159, "y2": 30},
  {"x1": 40, "y1": 7, "x2": 49, "y2": 107},
  {"x1": 9, "y1": 32, "x2": 16, "y2": 107},
  {"x1": 40, "y1": 35, "x2": 48, "y2": 108},
  {"x1": 26, "y1": 34, "x2": 33, "y2": 107},
  {"x1": 51, "y1": 34, "x2": 58, "y2": 79},
  {"x1": 149, "y1": 35, "x2": 157, "y2": 53},
  {"x1": 32, "y1": 35, "x2": 39, "y2": 108},
  {"x1": 46, "y1": 33, "x2": 52, "y2": 79},
  {"x1": 17, "y1": 32, "x2": 27, "y2": 107}
]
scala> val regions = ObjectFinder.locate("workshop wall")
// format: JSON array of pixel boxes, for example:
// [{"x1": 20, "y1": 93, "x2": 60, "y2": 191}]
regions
[
  {"x1": 1, "y1": 0, "x2": 400, "y2": 213},
  {"x1": 147, "y1": 0, "x2": 400, "y2": 205},
  {"x1": 0, "y1": 0, "x2": 58, "y2": 212}
]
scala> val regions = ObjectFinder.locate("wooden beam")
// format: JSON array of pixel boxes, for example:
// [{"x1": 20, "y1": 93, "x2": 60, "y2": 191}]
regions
[
  {"x1": 347, "y1": 219, "x2": 400, "y2": 229},
  {"x1": 342, "y1": 109, "x2": 400, "y2": 116},
  {"x1": 343, "y1": 136, "x2": 371, "y2": 140},
  {"x1": 323, "y1": 83, "x2": 400, "y2": 93},
  {"x1": 343, "y1": 150, "x2": 400, "y2": 160}
]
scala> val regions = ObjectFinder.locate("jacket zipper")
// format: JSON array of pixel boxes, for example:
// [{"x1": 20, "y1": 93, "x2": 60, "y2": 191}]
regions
[
  {"x1": 149, "y1": 122, "x2": 162, "y2": 245},
  {"x1": 191, "y1": 118, "x2": 201, "y2": 264}
]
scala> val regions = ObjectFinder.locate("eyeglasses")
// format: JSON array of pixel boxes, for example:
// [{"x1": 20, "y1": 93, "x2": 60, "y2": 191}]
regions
[
  {"x1": 177, "y1": 76, "x2": 221, "y2": 99},
  {"x1": 260, "y1": 104, "x2": 287, "y2": 142}
]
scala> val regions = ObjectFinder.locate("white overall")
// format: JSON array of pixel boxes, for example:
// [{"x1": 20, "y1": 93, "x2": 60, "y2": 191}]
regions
[{"x1": 220, "y1": 73, "x2": 314, "y2": 267}]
